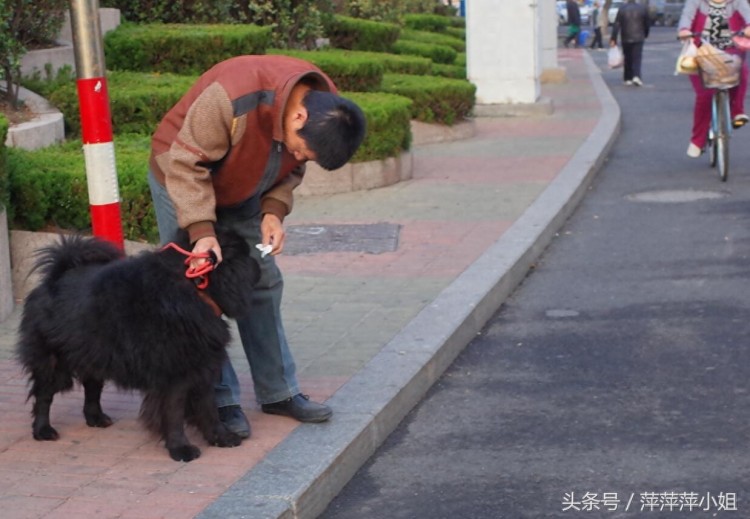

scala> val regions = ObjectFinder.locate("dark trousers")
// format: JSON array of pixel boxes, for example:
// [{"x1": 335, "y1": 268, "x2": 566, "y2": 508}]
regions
[
  {"x1": 590, "y1": 28, "x2": 603, "y2": 49},
  {"x1": 622, "y1": 41, "x2": 644, "y2": 81}
]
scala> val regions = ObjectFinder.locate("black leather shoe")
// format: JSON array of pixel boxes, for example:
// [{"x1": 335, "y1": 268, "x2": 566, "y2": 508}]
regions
[
  {"x1": 261, "y1": 394, "x2": 332, "y2": 423},
  {"x1": 218, "y1": 405, "x2": 251, "y2": 438}
]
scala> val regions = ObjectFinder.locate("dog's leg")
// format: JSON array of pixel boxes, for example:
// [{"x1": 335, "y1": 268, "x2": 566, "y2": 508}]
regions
[
  {"x1": 189, "y1": 385, "x2": 243, "y2": 448},
  {"x1": 28, "y1": 356, "x2": 73, "y2": 441},
  {"x1": 145, "y1": 383, "x2": 201, "y2": 462},
  {"x1": 82, "y1": 379, "x2": 113, "y2": 428},
  {"x1": 31, "y1": 382, "x2": 59, "y2": 441}
]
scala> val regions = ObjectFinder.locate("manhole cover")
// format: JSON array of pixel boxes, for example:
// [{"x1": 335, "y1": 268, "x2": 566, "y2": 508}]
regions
[
  {"x1": 285, "y1": 223, "x2": 401, "y2": 255},
  {"x1": 626, "y1": 190, "x2": 727, "y2": 203}
]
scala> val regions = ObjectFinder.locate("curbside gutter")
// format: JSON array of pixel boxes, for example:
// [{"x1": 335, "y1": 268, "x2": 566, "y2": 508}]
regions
[{"x1": 198, "y1": 51, "x2": 622, "y2": 519}]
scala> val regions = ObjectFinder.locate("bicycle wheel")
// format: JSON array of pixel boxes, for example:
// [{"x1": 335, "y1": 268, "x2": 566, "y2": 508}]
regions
[
  {"x1": 716, "y1": 90, "x2": 730, "y2": 182},
  {"x1": 708, "y1": 128, "x2": 717, "y2": 167}
]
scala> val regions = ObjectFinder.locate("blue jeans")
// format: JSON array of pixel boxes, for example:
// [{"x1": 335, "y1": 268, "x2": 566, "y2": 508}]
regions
[{"x1": 148, "y1": 171, "x2": 300, "y2": 406}]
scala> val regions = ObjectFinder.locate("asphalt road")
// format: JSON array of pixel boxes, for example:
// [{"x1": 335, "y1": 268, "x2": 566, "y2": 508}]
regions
[{"x1": 320, "y1": 27, "x2": 750, "y2": 519}]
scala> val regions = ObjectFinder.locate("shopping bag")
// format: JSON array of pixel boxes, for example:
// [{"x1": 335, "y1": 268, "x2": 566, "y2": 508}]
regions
[
  {"x1": 608, "y1": 45, "x2": 623, "y2": 68},
  {"x1": 675, "y1": 39, "x2": 699, "y2": 75}
]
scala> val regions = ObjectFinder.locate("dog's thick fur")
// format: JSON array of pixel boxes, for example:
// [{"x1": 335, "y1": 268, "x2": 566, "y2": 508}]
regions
[{"x1": 16, "y1": 228, "x2": 259, "y2": 461}]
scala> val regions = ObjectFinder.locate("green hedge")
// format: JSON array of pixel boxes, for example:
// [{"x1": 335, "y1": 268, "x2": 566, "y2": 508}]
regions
[
  {"x1": 267, "y1": 48, "x2": 384, "y2": 92},
  {"x1": 433, "y1": 52, "x2": 466, "y2": 78},
  {"x1": 6, "y1": 93, "x2": 413, "y2": 241},
  {"x1": 432, "y1": 62, "x2": 467, "y2": 79},
  {"x1": 104, "y1": 23, "x2": 272, "y2": 74},
  {"x1": 269, "y1": 48, "x2": 434, "y2": 90},
  {"x1": 399, "y1": 28, "x2": 465, "y2": 52},
  {"x1": 445, "y1": 26, "x2": 465, "y2": 40},
  {"x1": 346, "y1": 92, "x2": 413, "y2": 162},
  {"x1": 8, "y1": 134, "x2": 157, "y2": 242},
  {"x1": 403, "y1": 13, "x2": 453, "y2": 33},
  {"x1": 325, "y1": 15, "x2": 401, "y2": 52},
  {"x1": 391, "y1": 39, "x2": 457, "y2": 64},
  {"x1": 47, "y1": 71, "x2": 196, "y2": 137},
  {"x1": 380, "y1": 73, "x2": 474, "y2": 125}
]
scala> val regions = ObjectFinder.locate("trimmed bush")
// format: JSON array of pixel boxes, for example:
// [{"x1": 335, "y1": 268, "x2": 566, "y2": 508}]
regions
[
  {"x1": 9, "y1": 141, "x2": 100, "y2": 233},
  {"x1": 399, "y1": 28, "x2": 465, "y2": 52},
  {"x1": 5, "y1": 93, "x2": 413, "y2": 241},
  {"x1": 104, "y1": 23, "x2": 271, "y2": 74},
  {"x1": 361, "y1": 51, "x2": 433, "y2": 75},
  {"x1": 432, "y1": 62, "x2": 466, "y2": 79},
  {"x1": 433, "y1": 52, "x2": 466, "y2": 79},
  {"x1": 380, "y1": 73, "x2": 474, "y2": 125},
  {"x1": 403, "y1": 13, "x2": 452, "y2": 33},
  {"x1": 268, "y1": 49, "x2": 384, "y2": 92},
  {"x1": 391, "y1": 39, "x2": 457, "y2": 65},
  {"x1": 269, "y1": 48, "x2": 433, "y2": 89},
  {"x1": 445, "y1": 26, "x2": 465, "y2": 40},
  {"x1": 8, "y1": 134, "x2": 158, "y2": 242},
  {"x1": 47, "y1": 71, "x2": 197, "y2": 137},
  {"x1": 325, "y1": 15, "x2": 400, "y2": 53},
  {"x1": 345, "y1": 92, "x2": 413, "y2": 162}
]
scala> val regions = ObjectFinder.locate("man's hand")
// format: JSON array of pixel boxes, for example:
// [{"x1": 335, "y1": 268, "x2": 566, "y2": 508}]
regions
[
  {"x1": 678, "y1": 29, "x2": 692, "y2": 39},
  {"x1": 260, "y1": 213, "x2": 286, "y2": 256},
  {"x1": 192, "y1": 236, "x2": 222, "y2": 269}
]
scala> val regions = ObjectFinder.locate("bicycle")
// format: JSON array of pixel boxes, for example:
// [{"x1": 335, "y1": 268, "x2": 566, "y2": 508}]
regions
[
  {"x1": 706, "y1": 71, "x2": 733, "y2": 182},
  {"x1": 680, "y1": 32, "x2": 749, "y2": 181}
]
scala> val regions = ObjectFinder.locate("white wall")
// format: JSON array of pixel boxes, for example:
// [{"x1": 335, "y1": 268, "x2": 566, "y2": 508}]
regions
[
  {"x1": 466, "y1": 0, "x2": 542, "y2": 105},
  {"x1": 540, "y1": 0, "x2": 559, "y2": 71}
]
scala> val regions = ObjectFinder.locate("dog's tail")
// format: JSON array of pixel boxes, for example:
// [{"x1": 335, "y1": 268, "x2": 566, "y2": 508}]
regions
[{"x1": 32, "y1": 234, "x2": 123, "y2": 284}]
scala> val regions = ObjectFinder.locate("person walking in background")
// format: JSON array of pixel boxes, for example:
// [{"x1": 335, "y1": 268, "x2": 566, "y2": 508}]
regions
[
  {"x1": 590, "y1": 1, "x2": 605, "y2": 49},
  {"x1": 610, "y1": 0, "x2": 650, "y2": 85},
  {"x1": 147, "y1": 55, "x2": 367, "y2": 437},
  {"x1": 564, "y1": 0, "x2": 582, "y2": 47},
  {"x1": 678, "y1": 0, "x2": 750, "y2": 158}
]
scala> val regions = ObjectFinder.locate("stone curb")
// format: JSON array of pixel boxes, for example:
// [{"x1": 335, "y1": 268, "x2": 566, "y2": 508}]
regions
[{"x1": 4, "y1": 87, "x2": 65, "y2": 150}]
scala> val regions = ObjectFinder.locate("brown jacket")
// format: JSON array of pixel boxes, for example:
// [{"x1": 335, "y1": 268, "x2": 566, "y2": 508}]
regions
[{"x1": 149, "y1": 55, "x2": 336, "y2": 242}]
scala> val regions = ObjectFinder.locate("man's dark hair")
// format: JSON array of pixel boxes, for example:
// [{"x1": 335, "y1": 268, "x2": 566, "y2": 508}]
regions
[{"x1": 298, "y1": 90, "x2": 367, "y2": 170}]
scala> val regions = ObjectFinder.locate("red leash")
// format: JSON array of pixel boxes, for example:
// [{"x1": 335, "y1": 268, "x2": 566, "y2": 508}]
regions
[{"x1": 161, "y1": 242, "x2": 216, "y2": 289}]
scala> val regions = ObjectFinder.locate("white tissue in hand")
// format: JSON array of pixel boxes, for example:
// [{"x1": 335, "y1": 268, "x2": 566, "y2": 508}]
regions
[{"x1": 255, "y1": 243, "x2": 272, "y2": 257}]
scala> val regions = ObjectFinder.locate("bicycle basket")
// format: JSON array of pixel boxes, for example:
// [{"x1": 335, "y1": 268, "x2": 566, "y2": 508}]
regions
[{"x1": 695, "y1": 44, "x2": 742, "y2": 89}]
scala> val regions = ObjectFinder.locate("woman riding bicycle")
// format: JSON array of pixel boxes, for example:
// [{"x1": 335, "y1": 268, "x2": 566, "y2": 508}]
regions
[{"x1": 678, "y1": 0, "x2": 750, "y2": 158}]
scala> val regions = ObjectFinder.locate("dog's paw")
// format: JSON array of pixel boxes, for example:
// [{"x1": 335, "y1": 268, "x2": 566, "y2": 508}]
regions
[
  {"x1": 212, "y1": 430, "x2": 244, "y2": 448},
  {"x1": 85, "y1": 412, "x2": 113, "y2": 428},
  {"x1": 33, "y1": 425, "x2": 60, "y2": 441},
  {"x1": 168, "y1": 444, "x2": 201, "y2": 462}
]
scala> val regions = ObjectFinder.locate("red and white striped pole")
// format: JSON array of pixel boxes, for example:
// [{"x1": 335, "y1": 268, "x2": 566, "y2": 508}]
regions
[{"x1": 69, "y1": 0, "x2": 123, "y2": 249}]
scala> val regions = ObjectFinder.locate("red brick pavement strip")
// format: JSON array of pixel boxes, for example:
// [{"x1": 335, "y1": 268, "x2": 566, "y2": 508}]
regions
[{"x1": 0, "y1": 359, "x2": 339, "y2": 519}]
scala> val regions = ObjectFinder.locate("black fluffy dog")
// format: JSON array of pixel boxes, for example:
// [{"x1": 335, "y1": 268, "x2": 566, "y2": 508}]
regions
[{"x1": 16, "y1": 228, "x2": 259, "y2": 462}]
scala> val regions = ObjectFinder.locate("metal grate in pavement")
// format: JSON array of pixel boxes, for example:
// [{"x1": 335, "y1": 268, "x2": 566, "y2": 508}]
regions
[{"x1": 285, "y1": 223, "x2": 401, "y2": 255}]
